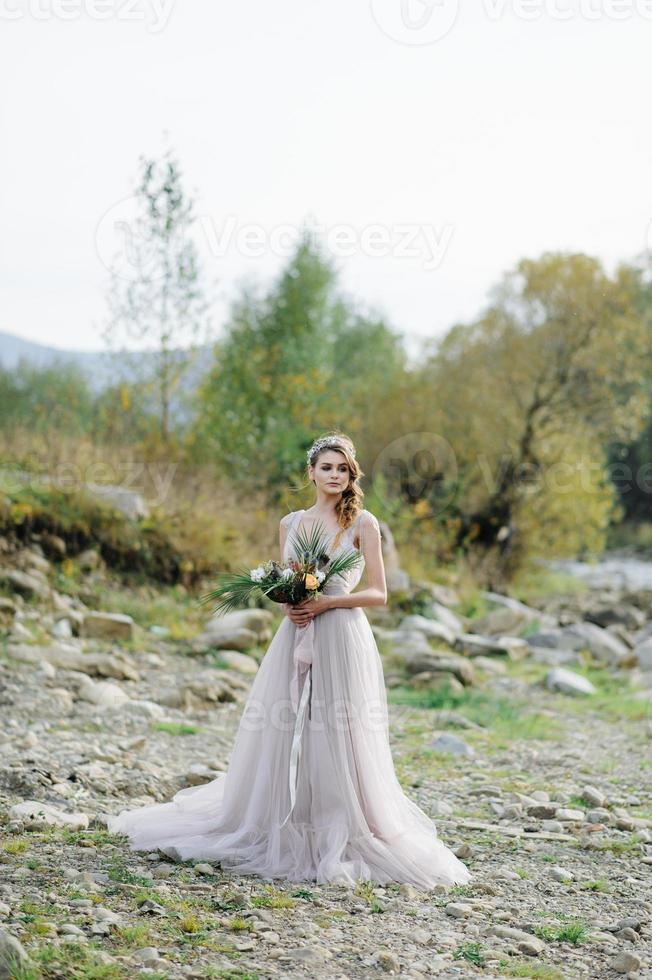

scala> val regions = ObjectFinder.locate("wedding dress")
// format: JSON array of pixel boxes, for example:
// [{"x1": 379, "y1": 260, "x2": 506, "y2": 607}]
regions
[{"x1": 106, "y1": 508, "x2": 471, "y2": 889}]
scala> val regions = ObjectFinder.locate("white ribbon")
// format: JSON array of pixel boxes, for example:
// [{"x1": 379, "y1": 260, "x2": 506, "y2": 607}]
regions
[{"x1": 279, "y1": 619, "x2": 315, "y2": 827}]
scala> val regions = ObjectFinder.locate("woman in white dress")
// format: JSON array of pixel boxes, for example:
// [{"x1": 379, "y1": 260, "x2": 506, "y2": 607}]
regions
[{"x1": 107, "y1": 432, "x2": 470, "y2": 889}]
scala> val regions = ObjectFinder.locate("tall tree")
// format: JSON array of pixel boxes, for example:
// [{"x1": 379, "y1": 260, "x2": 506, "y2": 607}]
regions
[
  {"x1": 191, "y1": 230, "x2": 410, "y2": 498},
  {"x1": 192, "y1": 231, "x2": 341, "y2": 495},
  {"x1": 104, "y1": 147, "x2": 210, "y2": 447},
  {"x1": 413, "y1": 252, "x2": 649, "y2": 578}
]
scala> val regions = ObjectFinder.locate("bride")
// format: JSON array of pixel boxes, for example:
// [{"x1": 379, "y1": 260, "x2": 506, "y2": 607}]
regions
[{"x1": 107, "y1": 432, "x2": 471, "y2": 889}]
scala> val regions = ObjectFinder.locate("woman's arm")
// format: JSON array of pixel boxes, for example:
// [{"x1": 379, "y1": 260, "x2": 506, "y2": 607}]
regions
[
  {"x1": 325, "y1": 512, "x2": 387, "y2": 610},
  {"x1": 279, "y1": 514, "x2": 290, "y2": 561}
]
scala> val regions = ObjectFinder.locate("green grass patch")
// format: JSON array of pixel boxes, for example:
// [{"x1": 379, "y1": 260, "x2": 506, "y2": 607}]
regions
[
  {"x1": 534, "y1": 920, "x2": 588, "y2": 944},
  {"x1": 499, "y1": 961, "x2": 564, "y2": 980},
  {"x1": 152, "y1": 720, "x2": 202, "y2": 736},
  {"x1": 388, "y1": 682, "x2": 557, "y2": 743},
  {"x1": 104, "y1": 855, "x2": 154, "y2": 887},
  {"x1": 452, "y1": 941, "x2": 485, "y2": 966}
]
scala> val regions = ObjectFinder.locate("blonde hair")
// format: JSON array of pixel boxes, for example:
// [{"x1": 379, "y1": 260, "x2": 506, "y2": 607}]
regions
[{"x1": 306, "y1": 430, "x2": 364, "y2": 550}]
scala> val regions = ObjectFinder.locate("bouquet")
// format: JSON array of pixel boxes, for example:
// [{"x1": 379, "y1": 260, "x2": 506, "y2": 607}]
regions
[{"x1": 198, "y1": 520, "x2": 362, "y2": 616}]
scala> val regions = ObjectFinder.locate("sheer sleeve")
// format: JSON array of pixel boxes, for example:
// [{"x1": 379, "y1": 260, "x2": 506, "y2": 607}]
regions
[
  {"x1": 279, "y1": 512, "x2": 294, "y2": 529},
  {"x1": 359, "y1": 510, "x2": 382, "y2": 553}
]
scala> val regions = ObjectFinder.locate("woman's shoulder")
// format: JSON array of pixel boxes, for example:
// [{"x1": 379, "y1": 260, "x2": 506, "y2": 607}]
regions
[
  {"x1": 280, "y1": 510, "x2": 301, "y2": 527},
  {"x1": 355, "y1": 509, "x2": 381, "y2": 532},
  {"x1": 357, "y1": 508, "x2": 381, "y2": 535}
]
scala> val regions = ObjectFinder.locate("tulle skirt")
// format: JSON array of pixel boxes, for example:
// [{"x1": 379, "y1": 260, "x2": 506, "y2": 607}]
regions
[{"x1": 106, "y1": 605, "x2": 471, "y2": 889}]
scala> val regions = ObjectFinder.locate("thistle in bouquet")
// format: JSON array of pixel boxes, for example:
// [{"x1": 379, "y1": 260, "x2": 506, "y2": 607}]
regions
[{"x1": 198, "y1": 520, "x2": 362, "y2": 616}]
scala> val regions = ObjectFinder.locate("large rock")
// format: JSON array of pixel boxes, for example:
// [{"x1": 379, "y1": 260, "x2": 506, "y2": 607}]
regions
[
  {"x1": 191, "y1": 626, "x2": 259, "y2": 653},
  {"x1": 85, "y1": 483, "x2": 149, "y2": 520},
  {"x1": 397, "y1": 615, "x2": 457, "y2": 646},
  {"x1": 203, "y1": 608, "x2": 274, "y2": 636},
  {"x1": 430, "y1": 733, "x2": 475, "y2": 757},
  {"x1": 82, "y1": 611, "x2": 134, "y2": 640},
  {"x1": 192, "y1": 607, "x2": 273, "y2": 653},
  {"x1": 0, "y1": 568, "x2": 49, "y2": 599},
  {"x1": 545, "y1": 668, "x2": 596, "y2": 697},
  {"x1": 114, "y1": 699, "x2": 166, "y2": 719},
  {"x1": 560, "y1": 622, "x2": 633, "y2": 667},
  {"x1": 634, "y1": 638, "x2": 652, "y2": 671},
  {"x1": 16, "y1": 548, "x2": 51, "y2": 575},
  {"x1": 0, "y1": 930, "x2": 32, "y2": 979},
  {"x1": 584, "y1": 604, "x2": 646, "y2": 630},
  {"x1": 481, "y1": 591, "x2": 557, "y2": 629},
  {"x1": 8, "y1": 801, "x2": 89, "y2": 831},
  {"x1": 404, "y1": 650, "x2": 475, "y2": 686},
  {"x1": 216, "y1": 651, "x2": 259, "y2": 674},
  {"x1": 7, "y1": 643, "x2": 139, "y2": 680},
  {"x1": 160, "y1": 669, "x2": 248, "y2": 710},
  {"x1": 427, "y1": 600, "x2": 466, "y2": 634},
  {"x1": 468, "y1": 606, "x2": 533, "y2": 637},
  {"x1": 526, "y1": 629, "x2": 583, "y2": 650},
  {"x1": 73, "y1": 675, "x2": 130, "y2": 708},
  {"x1": 455, "y1": 633, "x2": 527, "y2": 659}
]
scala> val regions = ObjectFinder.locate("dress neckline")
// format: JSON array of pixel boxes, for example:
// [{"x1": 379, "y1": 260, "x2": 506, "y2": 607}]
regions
[
  {"x1": 295, "y1": 508, "x2": 342, "y2": 541},
  {"x1": 291, "y1": 508, "x2": 364, "y2": 554}
]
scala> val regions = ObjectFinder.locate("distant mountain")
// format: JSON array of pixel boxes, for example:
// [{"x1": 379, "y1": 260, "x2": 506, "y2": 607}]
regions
[{"x1": 0, "y1": 331, "x2": 214, "y2": 397}]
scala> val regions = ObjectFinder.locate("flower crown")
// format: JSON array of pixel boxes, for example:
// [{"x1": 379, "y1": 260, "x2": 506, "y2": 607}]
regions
[{"x1": 306, "y1": 437, "x2": 356, "y2": 465}]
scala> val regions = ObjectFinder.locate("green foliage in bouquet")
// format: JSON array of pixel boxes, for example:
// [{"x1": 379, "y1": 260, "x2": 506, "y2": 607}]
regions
[{"x1": 198, "y1": 520, "x2": 362, "y2": 615}]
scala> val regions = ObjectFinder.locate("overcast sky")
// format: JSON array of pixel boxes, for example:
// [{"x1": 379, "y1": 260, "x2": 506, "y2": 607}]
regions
[{"x1": 1, "y1": 0, "x2": 651, "y2": 356}]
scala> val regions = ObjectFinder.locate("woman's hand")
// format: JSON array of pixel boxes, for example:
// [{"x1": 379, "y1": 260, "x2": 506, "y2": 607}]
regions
[
  {"x1": 281, "y1": 601, "x2": 310, "y2": 627},
  {"x1": 285, "y1": 595, "x2": 332, "y2": 627}
]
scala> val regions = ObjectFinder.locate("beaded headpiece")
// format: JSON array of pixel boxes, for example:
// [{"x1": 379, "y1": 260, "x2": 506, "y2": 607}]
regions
[{"x1": 306, "y1": 436, "x2": 356, "y2": 466}]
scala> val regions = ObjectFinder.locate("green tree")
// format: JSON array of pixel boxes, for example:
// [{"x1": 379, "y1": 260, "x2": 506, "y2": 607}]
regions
[
  {"x1": 413, "y1": 252, "x2": 648, "y2": 578},
  {"x1": 191, "y1": 231, "x2": 409, "y2": 498},
  {"x1": 0, "y1": 360, "x2": 93, "y2": 437}
]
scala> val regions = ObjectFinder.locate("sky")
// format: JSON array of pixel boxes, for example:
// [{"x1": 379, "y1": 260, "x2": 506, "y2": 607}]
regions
[{"x1": 1, "y1": 0, "x2": 652, "y2": 358}]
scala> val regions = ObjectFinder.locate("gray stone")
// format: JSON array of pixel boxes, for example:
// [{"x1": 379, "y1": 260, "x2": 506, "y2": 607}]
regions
[
  {"x1": 582, "y1": 785, "x2": 607, "y2": 807},
  {"x1": 216, "y1": 650, "x2": 259, "y2": 674},
  {"x1": 82, "y1": 611, "x2": 134, "y2": 640},
  {"x1": 85, "y1": 483, "x2": 149, "y2": 520},
  {"x1": 555, "y1": 808, "x2": 585, "y2": 822},
  {"x1": 561, "y1": 622, "x2": 632, "y2": 667},
  {"x1": 9, "y1": 801, "x2": 89, "y2": 831},
  {"x1": 0, "y1": 930, "x2": 31, "y2": 979},
  {"x1": 430, "y1": 734, "x2": 475, "y2": 757},
  {"x1": 609, "y1": 951, "x2": 641, "y2": 974},
  {"x1": 468, "y1": 606, "x2": 532, "y2": 637},
  {"x1": 0, "y1": 569, "x2": 49, "y2": 599},
  {"x1": 544, "y1": 668, "x2": 596, "y2": 696},
  {"x1": 398, "y1": 614, "x2": 457, "y2": 646},
  {"x1": 635, "y1": 637, "x2": 652, "y2": 671},
  {"x1": 404, "y1": 651, "x2": 476, "y2": 686},
  {"x1": 6, "y1": 643, "x2": 139, "y2": 680},
  {"x1": 191, "y1": 626, "x2": 259, "y2": 653},
  {"x1": 487, "y1": 926, "x2": 544, "y2": 956},
  {"x1": 454, "y1": 633, "x2": 517, "y2": 657},
  {"x1": 74, "y1": 676, "x2": 130, "y2": 708}
]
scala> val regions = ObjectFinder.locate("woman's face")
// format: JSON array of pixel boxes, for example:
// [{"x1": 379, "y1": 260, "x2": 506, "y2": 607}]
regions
[{"x1": 310, "y1": 450, "x2": 350, "y2": 495}]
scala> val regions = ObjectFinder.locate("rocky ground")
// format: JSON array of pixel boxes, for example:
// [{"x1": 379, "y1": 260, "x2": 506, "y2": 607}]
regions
[{"x1": 1, "y1": 542, "x2": 651, "y2": 979}]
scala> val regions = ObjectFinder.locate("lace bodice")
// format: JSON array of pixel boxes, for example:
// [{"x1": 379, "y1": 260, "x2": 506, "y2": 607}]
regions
[{"x1": 281, "y1": 508, "x2": 380, "y2": 595}]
